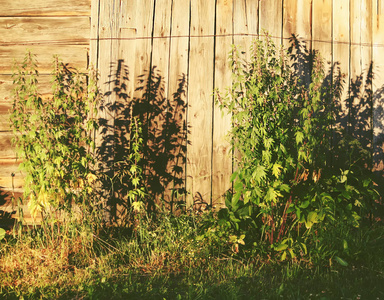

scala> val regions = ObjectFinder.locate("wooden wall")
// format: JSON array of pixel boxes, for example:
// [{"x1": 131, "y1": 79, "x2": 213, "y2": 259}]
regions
[
  {"x1": 0, "y1": 0, "x2": 91, "y2": 199},
  {"x1": 1, "y1": 0, "x2": 384, "y2": 210},
  {"x1": 91, "y1": 0, "x2": 384, "y2": 207}
]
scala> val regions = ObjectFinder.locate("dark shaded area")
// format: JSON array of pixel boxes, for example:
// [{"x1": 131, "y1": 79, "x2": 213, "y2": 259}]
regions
[
  {"x1": 97, "y1": 59, "x2": 189, "y2": 225},
  {"x1": 288, "y1": 34, "x2": 382, "y2": 171},
  {"x1": 0, "y1": 189, "x2": 15, "y2": 229},
  {"x1": 287, "y1": 34, "x2": 384, "y2": 219}
]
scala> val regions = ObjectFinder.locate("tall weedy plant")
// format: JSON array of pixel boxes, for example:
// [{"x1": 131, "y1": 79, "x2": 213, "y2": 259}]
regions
[
  {"x1": 215, "y1": 36, "x2": 378, "y2": 259},
  {"x1": 11, "y1": 52, "x2": 100, "y2": 224}
]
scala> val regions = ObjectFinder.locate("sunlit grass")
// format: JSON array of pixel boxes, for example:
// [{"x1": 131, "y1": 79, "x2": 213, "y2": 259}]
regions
[{"x1": 0, "y1": 211, "x2": 383, "y2": 299}]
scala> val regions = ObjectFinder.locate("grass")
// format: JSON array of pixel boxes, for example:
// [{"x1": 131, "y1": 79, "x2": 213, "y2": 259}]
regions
[{"x1": 0, "y1": 211, "x2": 384, "y2": 299}]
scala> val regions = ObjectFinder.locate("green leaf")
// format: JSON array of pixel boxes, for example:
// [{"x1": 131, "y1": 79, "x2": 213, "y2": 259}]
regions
[
  {"x1": 299, "y1": 200, "x2": 310, "y2": 209},
  {"x1": 343, "y1": 239, "x2": 348, "y2": 251},
  {"x1": 272, "y1": 163, "x2": 282, "y2": 178},
  {"x1": 265, "y1": 187, "x2": 278, "y2": 203},
  {"x1": 253, "y1": 165, "x2": 266, "y2": 183},
  {"x1": 295, "y1": 131, "x2": 304, "y2": 145},
  {"x1": 275, "y1": 243, "x2": 288, "y2": 251},
  {"x1": 281, "y1": 250, "x2": 287, "y2": 261},
  {"x1": 0, "y1": 228, "x2": 5, "y2": 241},
  {"x1": 334, "y1": 256, "x2": 348, "y2": 267}
]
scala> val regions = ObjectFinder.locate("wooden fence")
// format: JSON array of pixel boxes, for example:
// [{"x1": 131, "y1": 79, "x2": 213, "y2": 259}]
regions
[
  {"x1": 1, "y1": 0, "x2": 384, "y2": 209},
  {"x1": 91, "y1": 0, "x2": 384, "y2": 207},
  {"x1": 0, "y1": 0, "x2": 91, "y2": 201}
]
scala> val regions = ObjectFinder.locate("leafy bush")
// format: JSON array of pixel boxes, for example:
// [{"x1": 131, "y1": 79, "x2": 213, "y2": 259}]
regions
[
  {"x1": 11, "y1": 52, "x2": 100, "y2": 223},
  {"x1": 214, "y1": 36, "x2": 379, "y2": 260}
]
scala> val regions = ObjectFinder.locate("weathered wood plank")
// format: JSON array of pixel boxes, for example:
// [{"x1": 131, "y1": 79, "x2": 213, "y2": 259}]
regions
[
  {"x1": 0, "y1": 131, "x2": 16, "y2": 159},
  {"x1": 259, "y1": 0, "x2": 283, "y2": 44},
  {"x1": 0, "y1": 0, "x2": 91, "y2": 17},
  {"x1": 283, "y1": 0, "x2": 312, "y2": 48},
  {"x1": 333, "y1": 0, "x2": 350, "y2": 130},
  {"x1": 0, "y1": 17, "x2": 89, "y2": 45},
  {"x1": 246, "y1": 0, "x2": 259, "y2": 36},
  {"x1": 90, "y1": 0, "x2": 100, "y2": 69},
  {"x1": 187, "y1": 0, "x2": 215, "y2": 206},
  {"x1": 133, "y1": 0, "x2": 155, "y2": 91},
  {"x1": 372, "y1": 3, "x2": 384, "y2": 170},
  {"x1": 312, "y1": 0, "x2": 332, "y2": 64},
  {"x1": 0, "y1": 45, "x2": 89, "y2": 74},
  {"x1": 151, "y1": 0, "x2": 172, "y2": 79},
  {"x1": 213, "y1": 0, "x2": 233, "y2": 207},
  {"x1": 0, "y1": 158, "x2": 24, "y2": 194},
  {"x1": 233, "y1": 0, "x2": 249, "y2": 57},
  {"x1": 350, "y1": 0, "x2": 373, "y2": 147},
  {"x1": 150, "y1": 0, "x2": 173, "y2": 203},
  {"x1": 166, "y1": 0, "x2": 191, "y2": 208}
]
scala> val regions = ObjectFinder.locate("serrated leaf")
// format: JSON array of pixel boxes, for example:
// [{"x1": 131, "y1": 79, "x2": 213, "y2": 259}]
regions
[
  {"x1": 272, "y1": 163, "x2": 282, "y2": 178},
  {"x1": 295, "y1": 131, "x2": 304, "y2": 145},
  {"x1": 253, "y1": 165, "x2": 266, "y2": 183},
  {"x1": 266, "y1": 187, "x2": 278, "y2": 203},
  {"x1": 264, "y1": 137, "x2": 274, "y2": 150}
]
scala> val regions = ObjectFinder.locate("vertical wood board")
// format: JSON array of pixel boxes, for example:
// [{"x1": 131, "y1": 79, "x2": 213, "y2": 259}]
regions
[
  {"x1": 212, "y1": 0, "x2": 233, "y2": 206},
  {"x1": 312, "y1": 0, "x2": 332, "y2": 64},
  {"x1": 373, "y1": 3, "x2": 384, "y2": 170},
  {"x1": 333, "y1": 0, "x2": 350, "y2": 129},
  {"x1": 186, "y1": 0, "x2": 215, "y2": 206},
  {"x1": 259, "y1": 0, "x2": 283, "y2": 44},
  {"x1": 166, "y1": 0, "x2": 191, "y2": 206}
]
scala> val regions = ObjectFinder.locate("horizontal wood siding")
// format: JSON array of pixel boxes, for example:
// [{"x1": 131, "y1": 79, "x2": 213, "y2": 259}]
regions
[{"x1": 0, "y1": 0, "x2": 90, "y2": 199}]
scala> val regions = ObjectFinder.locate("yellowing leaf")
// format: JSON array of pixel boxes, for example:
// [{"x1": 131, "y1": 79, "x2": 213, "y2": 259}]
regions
[
  {"x1": 272, "y1": 163, "x2": 282, "y2": 178},
  {"x1": 295, "y1": 131, "x2": 304, "y2": 145},
  {"x1": 87, "y1": 173, "x2": 97, "y2": 185},
  {"x1": 132, "y1": 201, "x2": 144, "y2": 213}
]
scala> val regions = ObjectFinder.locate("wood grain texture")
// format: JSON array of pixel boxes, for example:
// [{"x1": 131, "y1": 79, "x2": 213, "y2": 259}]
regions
[
  {"x1": 166, "y1": 0, "x2": 191, "y2": 206},
  {"x1": 233, "y1": 0, "x2": 249, "y2": 57},
  {"x1": 312, "y1": 0, "x2": 332, "y2": 64},
  {"x1": 0, "y1": 17, "x2": 89, "y2": 45},
  {"x1": 0, "y1": 157, "x2": 24, "y2": 194},
  {"x1": 133, "y1": 0, "x2": 155, "y2": 93},
  {"x1": 333, "y1": 0, "x2": 350, "y2": 130},
  {"x1": 283, "y1": 0, "x2": 312, "y2": 49},
  {"x1": 90, "y1": 0, "x2": 100, "y2": 68},
  {"x1": 0, "y1": 132, "x2": 15, "y2": 158},
  {"x1": 150, "y1": 0, "x2": 173, "y2": 203},
  {"x1": 0, "y1": 0, "x2": 91, "y2": 17},
  {"x1": 259, "y1": 0, "x2": 282, "y2": 44},
  {"x1": 0, "y1": 45, "x2": 89, "y2": 74},
  {"x1": 212, "y1": 0, "x2": 233, "y2": 207},
  {"x1": 372, "y1": 3, "x2": 384, "y2": 170},
  {"x1": 186, "y1": 0, "x2": 215, "y2": 206},
  {"x1": 349, "y1": 0, "x2": 373, "y2": 147},
  {"x1": 0, "y1": 0, "x2": 91, "y2": 199}
]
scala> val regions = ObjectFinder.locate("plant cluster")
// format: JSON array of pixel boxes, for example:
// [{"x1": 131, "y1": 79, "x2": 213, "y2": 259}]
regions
[
  {"x1": 214, "y1": 36, "x2": 379, "y2": 261},
  {"x1": 2, "y1": 39, "x2": 382, "y2": 300},
  {"x1": 10, "y1": 52, "x2": 100, "y2": 227}
]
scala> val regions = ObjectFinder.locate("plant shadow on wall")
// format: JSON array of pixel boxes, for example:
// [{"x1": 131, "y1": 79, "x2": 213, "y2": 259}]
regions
[
  {"x1": 97, "y1": 59, "x2": 189, "y2": 226},
  {"x1": 288, "y1": 34, "x2": 380, "y2": 171},
  {"x1": 210, "y1": 34, "x2": 382, "y2": 261}
]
